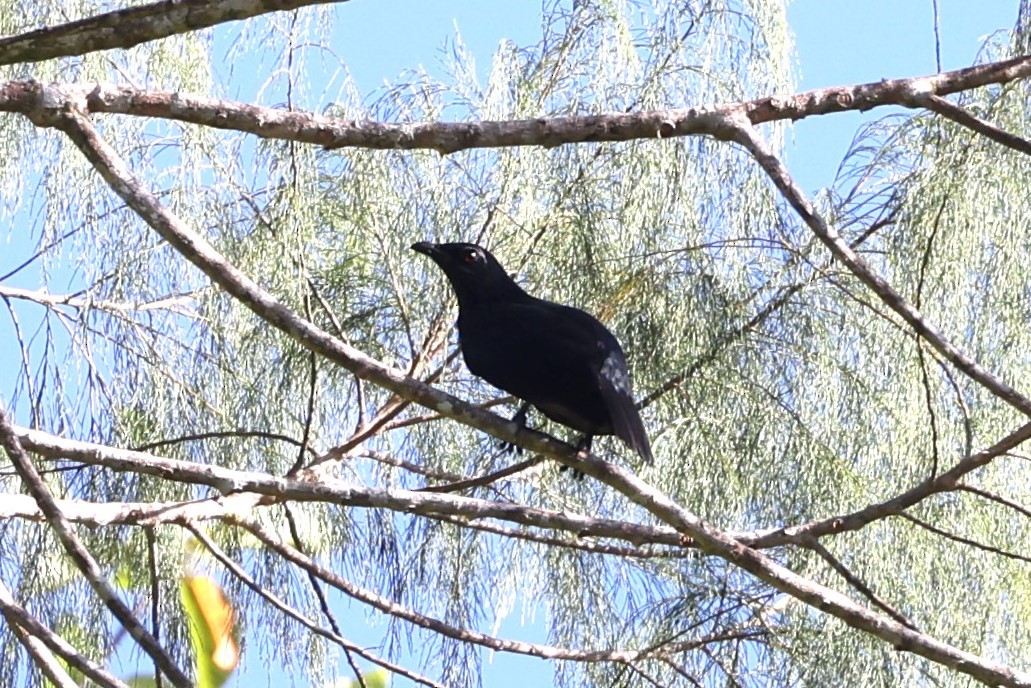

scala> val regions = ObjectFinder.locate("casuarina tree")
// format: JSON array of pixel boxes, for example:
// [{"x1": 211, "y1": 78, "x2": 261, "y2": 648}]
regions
[{"x1": 2, "y1": 1, "x2": 1031, "y2": 687}]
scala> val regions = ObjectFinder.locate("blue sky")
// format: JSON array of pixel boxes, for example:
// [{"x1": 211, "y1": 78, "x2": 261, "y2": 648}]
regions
[
  {"x1": 327, "y1": 0, "x2": 1016, "y2": 195},
  {"x1": 1, "y1": 0, "x2": 1021, "y2": 686}
]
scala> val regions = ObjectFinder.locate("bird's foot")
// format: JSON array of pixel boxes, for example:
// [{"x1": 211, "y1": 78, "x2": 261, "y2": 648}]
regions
[
  {"x1": 497, "y1": 402, "x2": 530, "y2": 455},
  {"x1": 558, "y1": 434, "x2": 592, "y2": 480}
]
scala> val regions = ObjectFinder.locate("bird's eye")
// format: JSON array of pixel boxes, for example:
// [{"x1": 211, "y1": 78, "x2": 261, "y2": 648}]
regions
[{"x1": 462, "y1": 249, "x2": 481, "y2": 264}]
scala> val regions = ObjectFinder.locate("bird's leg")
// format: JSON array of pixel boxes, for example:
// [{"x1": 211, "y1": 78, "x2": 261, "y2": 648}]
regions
[
  {"x1": 558, "y1": 434, "x2": 592, "y2": 480},
  {"x1": 498, "y1": 401, "x2": 531, "y2": 455},
  {"x1": 575, "y1": 434, "x2": 594, "y2": 456},
  {"x1": 512, "y1": 402, "x2": 530, "y2": 427}
]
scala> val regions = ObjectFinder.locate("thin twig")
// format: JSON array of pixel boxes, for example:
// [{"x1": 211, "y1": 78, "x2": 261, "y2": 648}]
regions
[
  {"x1": 806, "y1": 538, "x2": 918, "y2": 630},
  {"x1": 659, "y1": 657, "x2": 704, "y2": 688},
  {"x1": 915, "y1": 197, "x2": 948, "y2": 477},
  {"x1": 921, "y1": 93, "x2": 1031, "y2": 156},
  {"x1": 931, "y1": 0, "x2": 943, "y2": 73},
  {"x1": 421, "y1": 511, "x2": 692, "y2": 559},
  {"x1": 898, "y1": 512, "x2": 1031, "y2": 564},
  {"x1": 146, "y1": 528, "x2": 164, "y2": 688},
  {"x1": 359, "y1": 449, "x2": 466, "y2": 483},
  {"x1": 234, "y1": 516, "x2": 750, "y2": 663},
  {"x1": 284, "y1": 505, "x2": 366, "y2": 688},
  {"x1": 956, "y1": 483, "x2": 1031, "y2": 520},
  {"x1": 418, "y1": 455, "x2": 545, "y2": 493},
  {"x1": 641, "y1": 215, "x2": 895, "y2": 411},
  {"x1": 134, "y1": 429, "x2": 315, "y2": 455},
  {"x1": 287, "y1": 351, "x2": 319, "y2": 476}
]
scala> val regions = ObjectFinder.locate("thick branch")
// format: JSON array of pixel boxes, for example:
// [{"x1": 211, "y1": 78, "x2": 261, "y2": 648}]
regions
[
  {"x1": 11, "y1": 432, "x2": 1031, "y2": 683},
  {"x1": 14, "y1": 420, "x2": 1024, "y2": 561},
  {"x1": 0, "y1": 284, "x2": 197, "y2": 314},
  {"x1": 8, "y1": 426, "x2": 685, "y2": 546},
  {"x1": 0, "y1": 488, "x2": 689, "y2": 558},
  {"x1": 0, "y1": 491, "x2": 258, "y2": 527},
  {"x1": 0, "y1": 55, "x2": 1029, "y2": 153},
  {"x1": 34, "y1": 99, "x2": 575, "y2": 465},
  {"x1": 0, "y1": 0, "x2": 349, "y2": 65}
]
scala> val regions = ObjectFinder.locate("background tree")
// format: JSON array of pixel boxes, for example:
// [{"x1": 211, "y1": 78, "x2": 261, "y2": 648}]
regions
[{"x1": 2, "y1": 0, "x2": 1031, "y2": 686}]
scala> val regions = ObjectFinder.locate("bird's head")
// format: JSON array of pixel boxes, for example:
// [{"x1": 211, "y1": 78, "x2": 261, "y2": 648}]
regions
[{"x1": 411, "y1": 241, "x2": 527, "y2": 306}]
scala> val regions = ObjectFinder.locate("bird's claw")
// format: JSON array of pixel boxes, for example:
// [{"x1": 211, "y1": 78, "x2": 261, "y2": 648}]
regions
[
  {"x1": 558, "y1": 434, "x2": 593, "y2": 479},
  {"x1": 558, "y1": 463, "x2": 585, "y2": 480},
  {"x1": 497, "y1": 439, "x2": 525, "y2": 455},
  {"x1": 498, "y1": 402, "x2": 531, "y2": 455}
]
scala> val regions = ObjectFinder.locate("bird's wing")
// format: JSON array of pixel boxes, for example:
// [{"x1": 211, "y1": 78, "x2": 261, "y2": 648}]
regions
[
  {"x1": 596, "y1": 347, "x2": 654, "y2": 464},
  {"x1": 517, "y1": 302, "x2": 654, "y2": 464},
  {"x1": 463, "y1": 301, "x2": 605, "y2": 405},
  {"x1": 470, "y1": 300, "x2": 609, "y2": 366}
]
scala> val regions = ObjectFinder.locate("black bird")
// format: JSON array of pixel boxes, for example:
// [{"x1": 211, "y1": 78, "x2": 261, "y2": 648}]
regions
[{"x1": 412, "y1": 241, "x2": 653, "y2": 464}]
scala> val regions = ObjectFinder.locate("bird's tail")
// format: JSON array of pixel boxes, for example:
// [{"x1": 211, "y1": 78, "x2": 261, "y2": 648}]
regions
[
  {"x1": 616, "y1": 406, "x2": 654, "y2": 464},
  {"x1": 600, "y1": 385, "x2": 653, "y2": 464}
]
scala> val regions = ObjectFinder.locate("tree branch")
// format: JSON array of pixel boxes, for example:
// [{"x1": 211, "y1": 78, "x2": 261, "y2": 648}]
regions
[
  {"x1": 898, "y1": 512, "x2": 1031, "y2": 564},
  {"x1": 10, "y1": 426, "x2": 1031, "y2": 683},
  {"x1": 0, "y1": 0, "x2": 350, "y2": 65},
  {"x1": 806, "y1": 538, "x2": 917, "y2": 630},
  {"x1": 747, "y1": 420, "x2": 1031, "y2": 548},
  {"x1": 0, "y1": 491, "x2": 257, "y2": 527},
  {"x1": 0, "y1": 576, "x2": 129, "y2": 688},
  {"x1": 0, "y1": 284, "x2": 198, "y2": 315},
  {"x1": 185, "y1": 523, "x2": 446, "y2": 688},
  {"x1": 417, "y1": 455, "x2": 545, "y2": 493},
  {"x1": 728, "y1": 116, "x2": 1031, "y2": 418},
  {"x1": 9, "y1": 405, "x2": 1031, "y2": 560},
  {"x1": 0, "y1": 407, "x2": 192, "y2": 688},
  {"x1": 31, "y1": 98, "x2": 573, "y2": 471},
  {"x1": 422, "y1": 511, "x2": 694, "y2": 559},
  {"x1": 920, "y1": 93, "x2": 1031, "y2": 156},
  {"x1": 5, "y1": 427, "x2": 687, "y2": 547},
  {"x1": 0, "y1": 55, "x2": 1029, "y2": 153},
  {"x1": 233, "y1": 516, "x2": 761, "y2": 663},
  {"x1": 957, "y1": 483, "x2": 1031, "y2": 520}
]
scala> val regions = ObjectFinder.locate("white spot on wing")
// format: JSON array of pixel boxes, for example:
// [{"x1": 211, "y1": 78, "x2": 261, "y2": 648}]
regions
[{"x1": 600, "y1": 352, "x2": 630, "y2": 394}]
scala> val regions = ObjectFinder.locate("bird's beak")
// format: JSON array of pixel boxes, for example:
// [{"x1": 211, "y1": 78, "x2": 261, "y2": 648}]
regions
[{"x1": 410, "y1": 242, "x2": 438, "y2": 256}]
